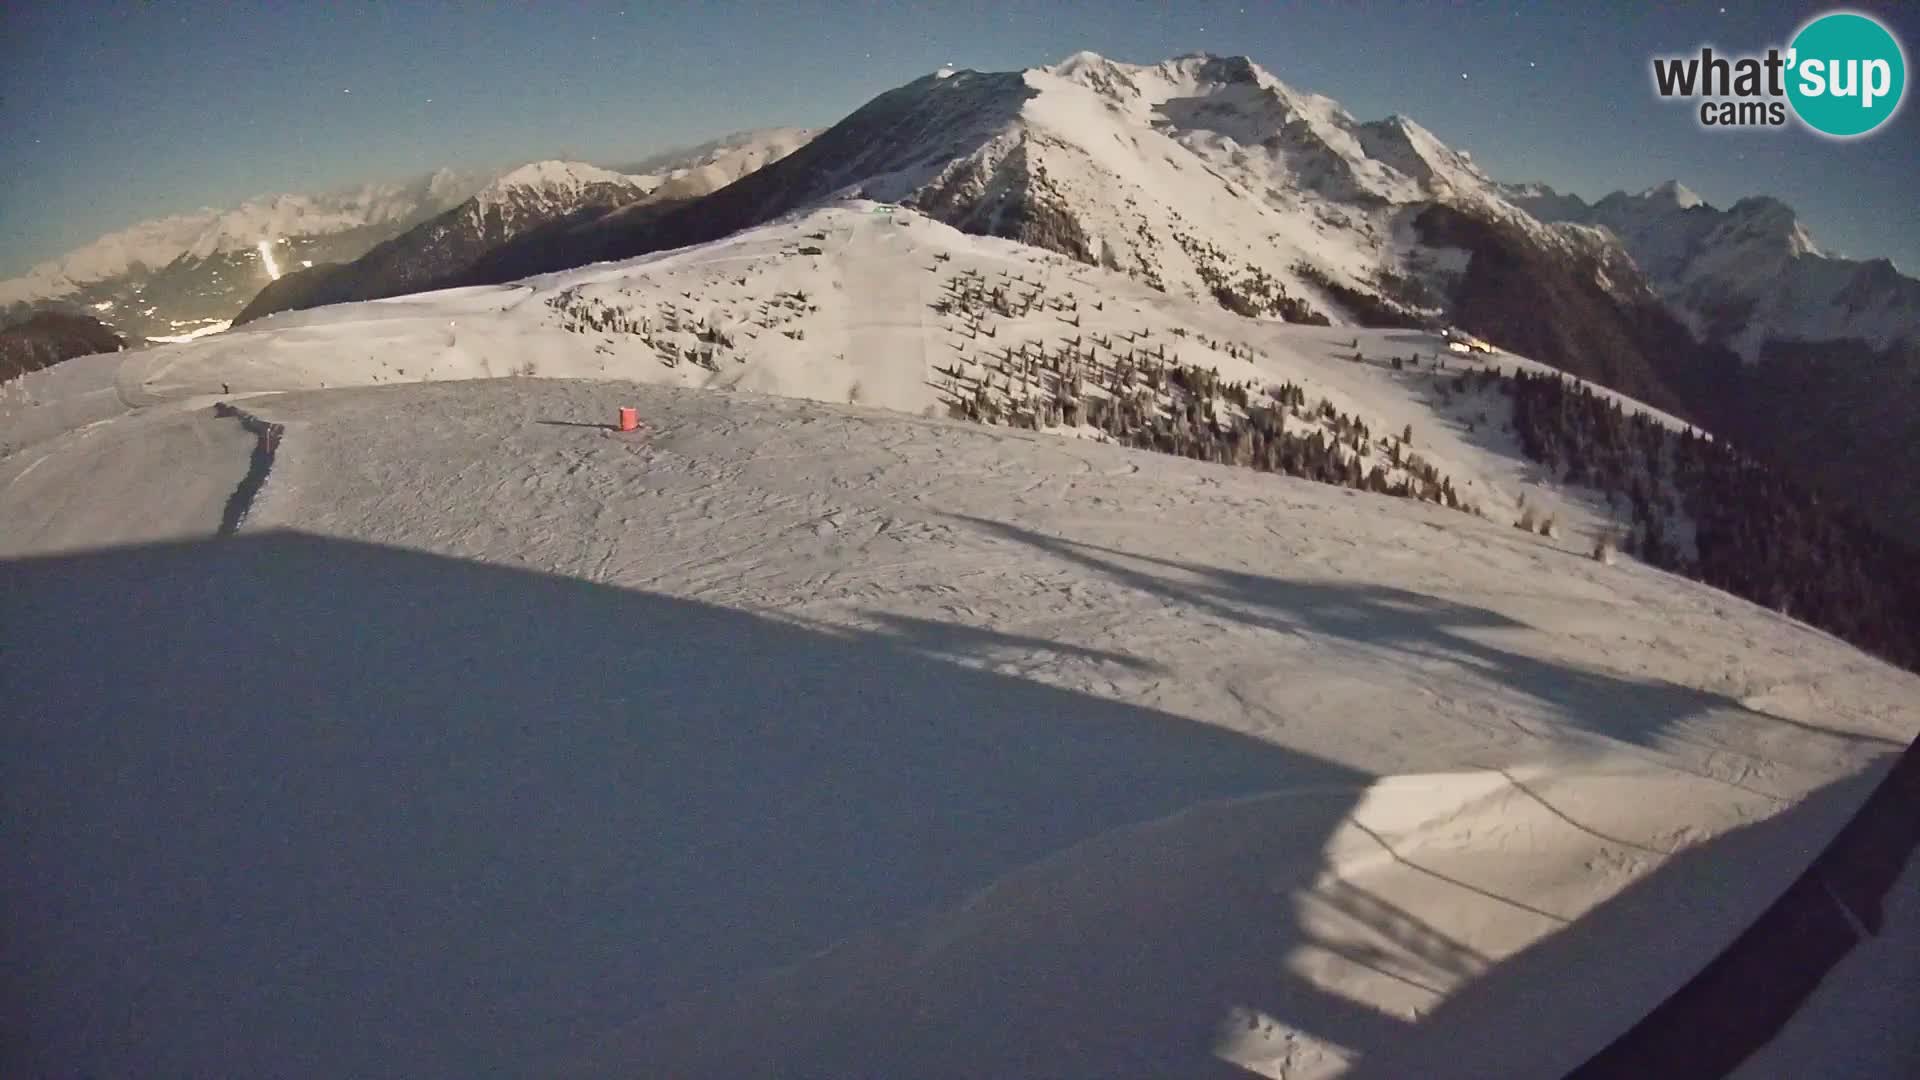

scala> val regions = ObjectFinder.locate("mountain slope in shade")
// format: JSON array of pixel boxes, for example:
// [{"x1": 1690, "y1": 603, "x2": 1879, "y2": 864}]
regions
[
  {"x1": 233, "y1": 162, "x2": 657, "y2": 324},
  {"x1": 1508, "y1": 181, "x2": 1920, "y2": 358},
  {"x1": 233, "y1": 129, "x2": 819, "y2": 324}
]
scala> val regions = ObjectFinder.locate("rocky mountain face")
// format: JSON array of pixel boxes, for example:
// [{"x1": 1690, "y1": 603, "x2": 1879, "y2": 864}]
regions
[
  {"x1": 0, "y1": 311, "x2": 128, "y2": 382},
  {"x1": 0, "y1": 171, "x2": 490, "y2": 341},
  {"x1": 233, "y1": 130, "x2": 819, "y2": 325}
]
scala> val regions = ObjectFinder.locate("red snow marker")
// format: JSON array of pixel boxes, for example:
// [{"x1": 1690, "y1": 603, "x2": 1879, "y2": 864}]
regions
[{"x1": 618, "y1": 407, "x2": 638, "y2": 432}]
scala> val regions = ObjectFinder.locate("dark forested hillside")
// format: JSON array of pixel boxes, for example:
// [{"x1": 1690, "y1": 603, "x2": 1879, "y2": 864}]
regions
[
  {"x1": 1688, "y1": 337, "x2": 1920, "y2": 542},
  {"x1": 1409, "y1": 204, "x2": 1707, "y2": 419},
  {"x1": 0, "y1": 311, "x2": 127, "y2": 382},
  {"x1": 1491, "y1": 365, "x2": 1920, "y2": 671}
]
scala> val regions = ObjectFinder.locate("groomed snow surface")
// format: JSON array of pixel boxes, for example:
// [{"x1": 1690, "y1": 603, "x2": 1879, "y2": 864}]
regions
[{"x1": 3, "y1": 206, "x2": 1916, "y2": 1077}]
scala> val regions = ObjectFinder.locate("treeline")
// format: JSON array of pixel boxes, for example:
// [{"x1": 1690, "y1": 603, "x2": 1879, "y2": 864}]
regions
[
  {"x1": 931, "y1": 334, "x2": 1471, "y2": 515},
  {"x1": 1291, "y1": 262, "x2": 1430, "y2": 330},
  {"x1": 1495, "y1": 366, "x2": 1920, "y2": 671}
]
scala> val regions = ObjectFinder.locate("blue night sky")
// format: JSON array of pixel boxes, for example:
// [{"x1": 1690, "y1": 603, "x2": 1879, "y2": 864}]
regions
[{"x1": 4, "y1": 1, "x2": 1917, "y2": 277}]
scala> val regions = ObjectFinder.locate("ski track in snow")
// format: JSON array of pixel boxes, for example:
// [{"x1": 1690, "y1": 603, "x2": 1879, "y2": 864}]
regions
[{"x1": 2, "y1": 204, "x2": 1915, "y2": 1078}]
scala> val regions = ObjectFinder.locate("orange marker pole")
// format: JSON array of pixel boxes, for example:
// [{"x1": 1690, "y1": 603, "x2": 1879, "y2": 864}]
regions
[{"x1": 617, "y1": 407, "x2": 638, "y2": 432}]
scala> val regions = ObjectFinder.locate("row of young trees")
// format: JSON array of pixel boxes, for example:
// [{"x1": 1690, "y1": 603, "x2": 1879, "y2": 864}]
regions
[
  {"x1": 1497, "y1": 366, "x2": 1920, "y2": 671},
  {"x1": 1171, "y1": 231, "x2": 1328, "y2": 324}
]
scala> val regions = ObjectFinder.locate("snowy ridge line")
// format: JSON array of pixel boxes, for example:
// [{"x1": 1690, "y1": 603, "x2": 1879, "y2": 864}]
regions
[
  {"x1": 1569, "y1": 733, "x2": 1920, "y2": 1078},
  {"x1": 211, "y1": 402, "x2": 284, "y2": 536}
]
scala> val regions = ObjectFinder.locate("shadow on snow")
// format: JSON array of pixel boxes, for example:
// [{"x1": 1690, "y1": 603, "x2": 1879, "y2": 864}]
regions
[
  {"x1": 2, "y1": 527, "x2": 1890, "y2": 1077},
  {"x1": 2, "y1": 529, "x2": 1356, "y2": 1077}
]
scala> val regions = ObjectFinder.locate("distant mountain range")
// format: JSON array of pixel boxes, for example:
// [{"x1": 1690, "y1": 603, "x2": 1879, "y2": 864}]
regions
[
  {"x1": 0, "y1": 171, "x2": 491, "y2": 341},
  {"x1": 1506, "y1": 179, "x2": 1920, "y2": 359},
  {"x1": 0, "y1": 130, "x2": 816, "y2": 343},
  {"x1": 233, "y1": 129, "x2": 815, "y2": 326}
]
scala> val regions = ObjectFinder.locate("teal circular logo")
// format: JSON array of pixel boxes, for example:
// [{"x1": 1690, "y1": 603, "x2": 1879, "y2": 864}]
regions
[{"x1": 1787, "y1": 11, "x2": 1907, "y2": 137}]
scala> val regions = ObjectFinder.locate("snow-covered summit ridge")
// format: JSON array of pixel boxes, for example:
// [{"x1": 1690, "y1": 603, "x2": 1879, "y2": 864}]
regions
[
  {"x1": 1029, "y1": 51, "x2": 1493, "y2": 203},
  {"x1": 793, "y1": 48, "x2": 1602, "y2": 323}
]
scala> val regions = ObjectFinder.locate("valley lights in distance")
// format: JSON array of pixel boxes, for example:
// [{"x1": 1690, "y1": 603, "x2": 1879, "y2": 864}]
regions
[{"x1": 1651, "y1": 9, "x2": 1908, "y2": 136}]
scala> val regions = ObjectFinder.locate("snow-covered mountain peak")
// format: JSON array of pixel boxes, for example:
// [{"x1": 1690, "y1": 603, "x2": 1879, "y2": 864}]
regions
[
  {"x1": 1041, "y1": 52, "x2": 1277, "y2": 111},
  {"x1": 1049, "y1": 49, "x2": 1115, "y2": 76},
  {"x1": 1722, "y1": 195, "x2": 1820, "y2": 256},
  {"x1": 1638, "y1": 179, "x2": 1704, "y2": 210},
  {"x1": 467, "y1": 161, "x2": 652, "y2": 221},
  {"x1": 655, "y1": 48, "x2": 1601, "y2": 329},
  {"x1": 1352, "y1": 113, "x2": 1494, "y2": 196},
  {"x1": 1021, "y1": 50, "x2": 1511, "y2": 211},
  {"x1": 485, "y1": 160, "x2": 646, "y2": 198}
]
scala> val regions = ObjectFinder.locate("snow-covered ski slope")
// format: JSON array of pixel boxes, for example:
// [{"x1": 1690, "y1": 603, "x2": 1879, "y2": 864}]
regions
[
  {"x1": 3, "y1": 205, "x2": 1915, "y2": 1077},
  {"x1": 6, "y1": 376, "x2": 1913, "y2": 1077},
  {"x1": 9, "y1": 203, "x2": 1688, "y2": 551}
]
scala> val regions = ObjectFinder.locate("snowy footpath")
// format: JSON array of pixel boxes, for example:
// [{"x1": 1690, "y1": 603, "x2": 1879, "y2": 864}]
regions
[{"x1": 4, "y1": 376, "x2": 1913, "y2": 1077}]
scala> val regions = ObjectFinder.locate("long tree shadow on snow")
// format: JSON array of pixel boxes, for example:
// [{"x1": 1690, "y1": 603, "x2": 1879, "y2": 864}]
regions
[
  {"x1": 4, "y1": 529, "x2": 1390, "y2": 1079},
  {"x1": 948, "y1": 514, "x2": 1899, "y2": 762}
]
